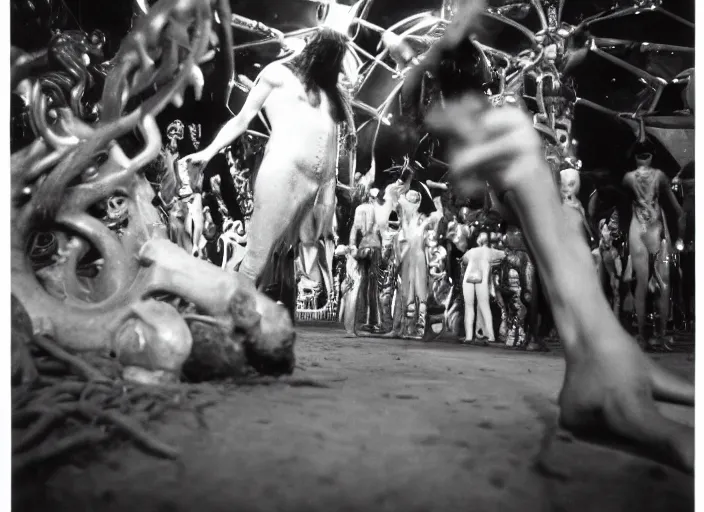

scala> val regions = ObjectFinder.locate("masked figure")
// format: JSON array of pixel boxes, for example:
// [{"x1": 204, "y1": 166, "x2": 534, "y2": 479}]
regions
[
  {"x1": 560, "y1": 167, "x2": 594, "y2": 244},
  {"x1": 623, "y1": 152, "x2": 685, "y2": 349}
]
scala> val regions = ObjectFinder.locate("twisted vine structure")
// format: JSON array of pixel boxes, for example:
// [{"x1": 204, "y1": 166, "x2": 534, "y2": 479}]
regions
[{"x1": 11, "y1": 0, "x2": 296, "y2": 387}]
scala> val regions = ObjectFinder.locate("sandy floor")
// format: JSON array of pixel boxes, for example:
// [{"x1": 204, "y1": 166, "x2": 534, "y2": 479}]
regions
[{"x1": 14, "y1": 324, "x2": 694, "y2": 512}]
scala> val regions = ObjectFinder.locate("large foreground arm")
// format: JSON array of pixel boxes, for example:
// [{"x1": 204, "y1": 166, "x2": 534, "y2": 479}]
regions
[{"x1": 427, "y1": 95, "x2": 693, "y2": 474}]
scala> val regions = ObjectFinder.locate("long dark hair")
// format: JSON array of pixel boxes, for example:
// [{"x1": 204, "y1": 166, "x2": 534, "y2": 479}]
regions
[{"x1": 285, "y1": 28, "x2": 350, "y2": 123}]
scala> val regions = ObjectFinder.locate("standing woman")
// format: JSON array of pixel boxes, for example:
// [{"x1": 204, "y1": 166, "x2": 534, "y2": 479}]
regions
[{"x1": 182, "y1": 28, "x2": 356, "y2": 312}]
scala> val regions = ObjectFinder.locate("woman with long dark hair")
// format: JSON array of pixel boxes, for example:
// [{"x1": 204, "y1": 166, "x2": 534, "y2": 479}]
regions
[{"x1": 182, "y1": 28, "x2": 355, "y2": 308}]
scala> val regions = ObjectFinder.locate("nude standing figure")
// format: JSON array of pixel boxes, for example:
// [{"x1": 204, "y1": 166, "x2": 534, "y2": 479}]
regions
[
  {"x1": 622, "y1": 153, "x2": 685, "y2": 348},
  {"x1": 181, "y1": 29, "x2": 355, "y2": 289},
  {"x1": 461, "y1": 232, "x2": 505, "y2": 343}
]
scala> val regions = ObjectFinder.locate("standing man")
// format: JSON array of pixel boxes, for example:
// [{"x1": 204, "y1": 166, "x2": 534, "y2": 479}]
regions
[{"x1": 181, "y1": 28, "x2": 356, "y2": 312}]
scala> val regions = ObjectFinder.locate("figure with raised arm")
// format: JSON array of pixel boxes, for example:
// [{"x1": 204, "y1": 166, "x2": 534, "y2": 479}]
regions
[
  {"x1": 396, "y1": 190, "x2": 432, "y2": 338},
  {"x1": 180, "y1": 29, "x2": 356, "y2": 311}
]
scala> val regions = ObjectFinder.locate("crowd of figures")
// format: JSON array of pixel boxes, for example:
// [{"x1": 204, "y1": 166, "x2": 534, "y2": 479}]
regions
[
  {"x1": 160, "y1": 106, "x2": 693, "y2": 354},
  {"x1": 336, "y1": 153, "x2": 693, "y2": 352},
  {"x1": 13, "y1": 2, "x2": 692, "y2": 358},
  {"x1": 336, "y1": 162, "x2": 547, "y2": 349}
]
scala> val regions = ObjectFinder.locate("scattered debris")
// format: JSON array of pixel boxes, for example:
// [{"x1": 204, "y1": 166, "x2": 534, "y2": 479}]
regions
[{"x1": 12, "y1": 333, "x2": 220, "y2": 475}]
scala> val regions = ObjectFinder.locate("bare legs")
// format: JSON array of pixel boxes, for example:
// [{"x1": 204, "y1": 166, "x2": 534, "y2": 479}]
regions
[
  {"x1": 299, "y1": 177, "x2": 337, "y2": 298},
  {"x1": 428, "y1": 97, "x2": 693, "y2": 473},
  {"x1": 630, "y1": 218, "x2": 672, "y2": 344},
  {"x1": 239, "y1": 164, "x2": 318, "y2": 283},
  {"x1": 462, "y1": 281, "x2": 476, "y2": 342},
  {"x1": 475, "y1": 280, "x2": 494, "y2": 341}
]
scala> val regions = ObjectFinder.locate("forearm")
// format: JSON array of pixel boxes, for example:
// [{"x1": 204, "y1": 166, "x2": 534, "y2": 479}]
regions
[
  {"x1": 495, "y1": 158, "x2": 618, "y2": 347},
  {"x1": 202, "y1": 116, "x2": 246, "y2": 160}
]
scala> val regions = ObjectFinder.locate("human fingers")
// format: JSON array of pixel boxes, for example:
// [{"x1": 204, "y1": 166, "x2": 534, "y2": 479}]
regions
[
  {"x1": 428, "y1": 95, "x2": 539, "y2": 151},
  {"x1": 480, "y1": 104, "x2": 541, "y2": 146},
  {"x1": 425, "y1": 93, "x2": 490, "y2": 143},
  {"x1": 446, "y1": 131, "x2": 520, "y2": 187}
]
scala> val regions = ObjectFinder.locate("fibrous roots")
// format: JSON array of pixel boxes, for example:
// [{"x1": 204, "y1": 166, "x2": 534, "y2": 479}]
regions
[{"x1": 12, "y1": 297, "x2": 219, "y2": 475}]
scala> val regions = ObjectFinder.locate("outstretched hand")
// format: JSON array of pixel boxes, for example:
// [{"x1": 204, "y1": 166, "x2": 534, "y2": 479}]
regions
[{"x1": 427, "y1": 92, "x2": 694, "y2": 475}]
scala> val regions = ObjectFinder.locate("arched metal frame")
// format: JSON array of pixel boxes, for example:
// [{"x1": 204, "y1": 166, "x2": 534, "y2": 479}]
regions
[{"x1": 200, "y1": 0, "x2": 693, "y2": 320}]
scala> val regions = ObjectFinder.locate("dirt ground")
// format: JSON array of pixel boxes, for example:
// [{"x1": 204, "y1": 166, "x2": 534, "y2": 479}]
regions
[{"x1": 14, "y1": 323, "x2": 694, "y2": 512}]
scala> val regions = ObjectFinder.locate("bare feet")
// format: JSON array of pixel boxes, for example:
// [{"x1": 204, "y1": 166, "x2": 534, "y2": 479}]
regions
[
  {"x1": 427, "y1": 95, "x2": 694, "y2": 473},
  {"x1": 559, "y1": 330, "x2": 692, "y2": 472}
]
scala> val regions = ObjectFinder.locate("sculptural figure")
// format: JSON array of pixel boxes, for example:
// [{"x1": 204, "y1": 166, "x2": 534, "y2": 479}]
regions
[
  {"x1": 445, "y1": 215, "x2": 472, "y2": 336},
  {"x1": 374, "y1": 173, "x2": 413, "y2": 336},
  {"x1": 594, "y1": 215, "x2": 623, "y2": 316},
  {"x1": 225, "y1": 144, "x2": 255, "y2": 229},
  {"x1": 337, "y1": 244, "x2": 362, "y2": 334},
  {"x1": 376, "y1": 190, "x2": 400, "y2": 334},
  {"x1": 560, "y1": 167, "x2": 594, "y2": 243},
  {"x1": 42, "y1": 29, "x2": 108, "y2": 121},
  {"x1": 11, "y1": 0, "x2": 296, "y2": 385},
  {"x1": 497, "y1": 228, "x2": 535, "y2": 348},
  {"x1": 423, "y1": 214, "x2": 451, "y2": 340},
  {"x1": 348, "y1": 188, "x2": 383, "y2": 334},
  {"x1": 218, "y1": 218, "x2": 247, "y2": 272},
  {"x1": 622, "y1": 152, "x2": 685, "y2": 349},
  {"x1": 461, "y1": 232, "x2": 506, "y2": 344},
  {"x1": 181, "y1": 29, "x2": 356, "y2": 314},
  {"x1": 395, "y1": 190, "x2": 432, "y2": 338},
  {"x1": 378, "y1": 239, "x2": 398, "y2": 334}
]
